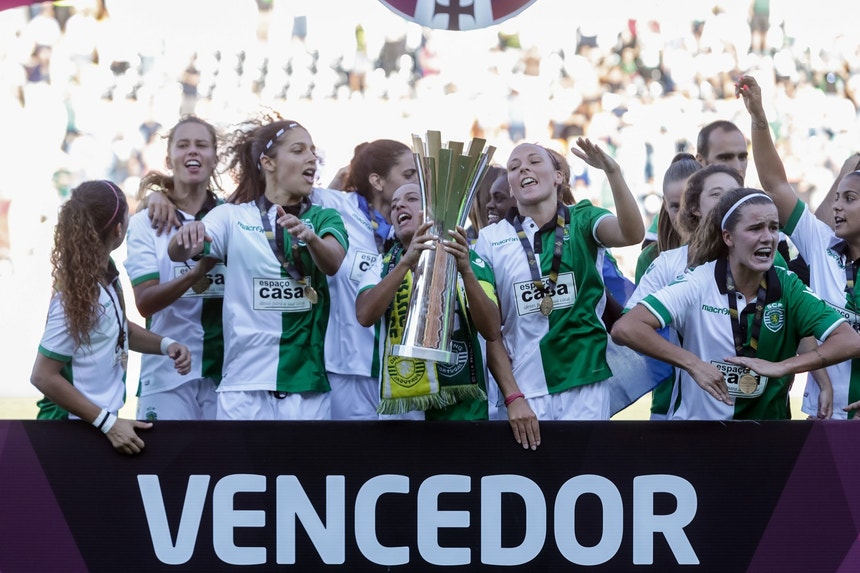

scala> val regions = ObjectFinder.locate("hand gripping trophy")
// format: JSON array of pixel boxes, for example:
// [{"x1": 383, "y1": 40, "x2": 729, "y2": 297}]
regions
[{"x1": 391, "y1": 131, "x2": 495, "y2": 363}]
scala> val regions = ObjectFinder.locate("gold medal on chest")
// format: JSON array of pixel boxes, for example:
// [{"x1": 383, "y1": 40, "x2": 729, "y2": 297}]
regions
[
  {"x1": 738, "y1": 372, "x2": 757, "y2": 394},
  {"x1": 304, "y1": 285, "x2": 319, "y2": 304},
  {"x1": 191, "y1": 274, "x2": 210, "y2": 294},
  {"x1": 540, "y1": 296, "x2": 553, "y2": 317}
]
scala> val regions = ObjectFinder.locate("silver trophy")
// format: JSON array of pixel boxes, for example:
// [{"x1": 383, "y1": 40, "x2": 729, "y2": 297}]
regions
[{"x1": 391, "y1": 131, "x2": 495, "y2": 363}]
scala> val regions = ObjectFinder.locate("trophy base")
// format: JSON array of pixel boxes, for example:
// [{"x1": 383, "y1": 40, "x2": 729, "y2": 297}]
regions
[{"x1": 391, "y1": 344, "x2": 455, "y2": 365}]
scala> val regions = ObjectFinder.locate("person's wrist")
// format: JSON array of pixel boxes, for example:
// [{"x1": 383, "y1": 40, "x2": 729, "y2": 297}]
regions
[
  {"x1": 92, "y1": 408, "x2": 117, "y2": 434},
  {"x1": 504, "y1": 392, "x2": 525, "y2": 407},
  {"x1": 160, "y1": 337, "x2": 177, "y2": 356},
  {"x1": 304, "y1": 232, "x2": 320, "y2": 246}
]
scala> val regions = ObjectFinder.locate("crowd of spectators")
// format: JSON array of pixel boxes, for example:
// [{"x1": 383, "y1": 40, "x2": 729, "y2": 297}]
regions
[{"x1": 1, "y1": 0, "x2": 859, "y2": 273}]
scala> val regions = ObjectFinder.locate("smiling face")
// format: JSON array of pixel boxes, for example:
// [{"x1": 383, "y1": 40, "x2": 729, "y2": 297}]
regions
[
  {"x1": 390, "y1": 183, "x2": 422, "y2": 244},
  {"x1": 264, "y1": 126, "x2": 317, "y2": 201},
  {"x1": 723, "y1": 201, "x2": 779, "y2": 274},
  {"x1": 696, "y1": 172, "x2": 741, "y2": 220},
  {"x1": 486, "y1": 174, "x2": 516, "y2": 224},
  {"x1": 833, "y1": 173, "x2": 860, "y2": 243},
  {"x1": 506, "y1": 143, "x2": 561, "y2": 209},
  {"x1": 166, "y1": 121, "x2": 217, "y2": 190}
]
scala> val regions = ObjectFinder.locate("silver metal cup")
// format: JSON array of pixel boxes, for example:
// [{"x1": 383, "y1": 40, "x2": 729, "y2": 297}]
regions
[{"x1": 391, "y1": 132, "x2": 495, "y2": 363}]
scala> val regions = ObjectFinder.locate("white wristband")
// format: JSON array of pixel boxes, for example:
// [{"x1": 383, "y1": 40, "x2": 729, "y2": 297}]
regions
[
  {"x1": 160, "y1": 337, "x2": 177, "y2": 356},
  {"x1": 92, "y1": 408, "x2": 109, "y2": 430},
  {"x1": 100, "y1": 413, "x2": 118, "y2": 434}
]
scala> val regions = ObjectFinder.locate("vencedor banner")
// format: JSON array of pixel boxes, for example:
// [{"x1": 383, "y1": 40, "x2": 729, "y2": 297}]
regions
[
  {"x1": 2, "y1": 420, "x2": 860, "y2": 572},
  {"x1": 378, "y1": 0, "x2": 538, "y2": 30}
]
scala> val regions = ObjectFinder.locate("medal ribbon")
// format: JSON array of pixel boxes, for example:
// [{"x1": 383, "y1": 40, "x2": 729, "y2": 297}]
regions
[
  {"x1": 512, "y1": 202, "x2": 569, "y2": 302},
  {"x1": 725, "y1": 265, "x2": 768, "y2": 357},
  {"x1": 357, "y1": 194, "x2": 393, "y2": 254},
  {"x1": 256, "y1": 195, "x2": 310, "y2": 286},
  {"x1": 833, "y1": 241, "x2": 858, "y2": 311},
  {"x1": 102, "y1": 260, "x2": 128, "y2": 358}
]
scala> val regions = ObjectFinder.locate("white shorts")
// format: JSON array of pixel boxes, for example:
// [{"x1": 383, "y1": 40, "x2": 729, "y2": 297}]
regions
[
  {"x1": 216, "y1": 389, "x2": 331, "y2": 421},
  {"x1": 136, "y1": 378, "x2": 218, "y2": 421},
  {"x1": 329, "y1": 372, "x2": 379, "y2": 420},
  {"x1": 527, "y1": 380, "x2": 610, "y2": 421}
]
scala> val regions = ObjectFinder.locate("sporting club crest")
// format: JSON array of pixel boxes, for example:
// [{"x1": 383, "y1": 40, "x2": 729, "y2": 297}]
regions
[
  {"x1": 378, "y1": 0, "x2": 537, "y2": 31},
  {"x1": 763, "y1": 303, "x2": 785, "y2": 333}
]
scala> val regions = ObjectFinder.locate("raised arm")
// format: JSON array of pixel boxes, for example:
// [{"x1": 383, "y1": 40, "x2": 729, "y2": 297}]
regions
[
  {"x1": 736, "y1": 75, "x2": 797, "y2": 225},
  {"x1": 140, "y1": 190, "x2": 182, "y2": 236},
  {"x1": 571, "y1": 137, "x2": 645, "y2": 247}
]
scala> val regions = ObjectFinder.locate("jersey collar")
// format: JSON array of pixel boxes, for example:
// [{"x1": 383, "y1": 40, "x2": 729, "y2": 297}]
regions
[{"x1": 714, "y1": 256, "x2": 782, "y2": 303}]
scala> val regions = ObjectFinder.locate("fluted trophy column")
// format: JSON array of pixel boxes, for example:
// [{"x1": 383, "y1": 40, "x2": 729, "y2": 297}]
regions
[{"x1": 391, "y1": 131, "x2": 495, "y2": 363}]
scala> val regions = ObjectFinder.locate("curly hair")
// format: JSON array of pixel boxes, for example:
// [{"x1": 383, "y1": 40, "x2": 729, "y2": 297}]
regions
[
  {"x1": 137, "y1": 115, "x2": 223, "y2": 201},
  {"x1": 222, "y1": 112, "x2": 306, "y2": 204},
  {"x1": 343, "y1": 139, "x2": 412, "y2": 199},
  {"x1": 688, "y1": 188, "x2": 773, "y2": 267},
  {"x1": 51, "y1": 180, "x2": 128, "y2": 348}
]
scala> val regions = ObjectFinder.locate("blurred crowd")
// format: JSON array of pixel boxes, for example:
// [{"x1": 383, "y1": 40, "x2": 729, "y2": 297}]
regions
[{"x1": 1, "y1": 0, "x2": 859, "y2": 273}]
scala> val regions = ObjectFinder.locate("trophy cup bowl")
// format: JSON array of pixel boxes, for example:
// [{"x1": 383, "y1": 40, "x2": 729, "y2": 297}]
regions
[{"x1": 391, "y1": 131, "x2": 495, "y2": 364}]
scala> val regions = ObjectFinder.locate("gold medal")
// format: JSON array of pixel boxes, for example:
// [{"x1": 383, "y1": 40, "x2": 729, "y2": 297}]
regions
[
  {"x1": 191, "y1": 274, "x2": 210, "y2": 294},
  {"x1": 540, "y1": 296, "x2": 553, "y2": 316},
  {"x1": 304, "y1": 285, "x2": 319, "y2": 304},
  {"x1": 738, "y1": 372, "x2": 757, "y2": 394}
]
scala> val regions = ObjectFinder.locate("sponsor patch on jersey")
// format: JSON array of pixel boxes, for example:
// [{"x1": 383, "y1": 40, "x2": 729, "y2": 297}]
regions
[
  {"x1": 174, "y1": 263, "x2": 227, "y2": 298},
  {"x1": 826, "y1": 247, "x2": 847, "y2": 269},
  {"x1": 513, "y1": 272, "x2": 575, "y2": 316},
  {"x1": 701, "y1": 304, "x2": 729, "y2": 315},
  {"x1": 710, "y1": 360, "x2": 768, "y2": 398},
  {"x1": 825, "y1": 300, "x2": 860, "y2": 332},
  {"x1": 252, "y1": 277, "x2": 312, "y2": 312},
  {"x1": 350, "y1": 250, "x2": 379, "y2": 282},
  {"x1": 763, "y1": 303, "x2": 785, "y2": 333}
]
